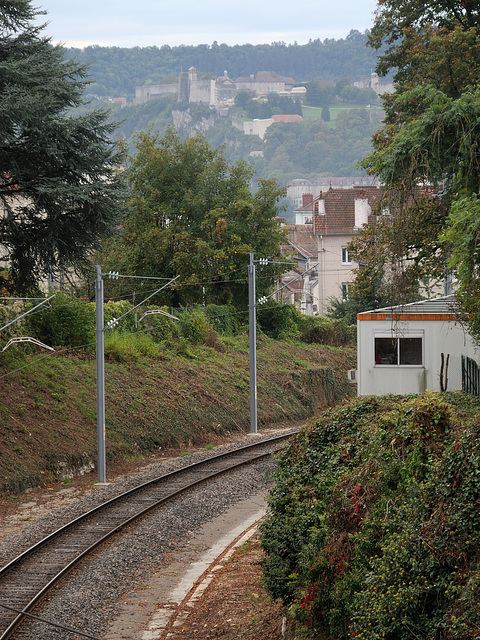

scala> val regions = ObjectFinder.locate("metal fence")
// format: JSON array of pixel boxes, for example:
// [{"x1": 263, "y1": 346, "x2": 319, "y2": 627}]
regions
[{"x1": 462, "y1": 355, "x2": 480, "y2": 396}]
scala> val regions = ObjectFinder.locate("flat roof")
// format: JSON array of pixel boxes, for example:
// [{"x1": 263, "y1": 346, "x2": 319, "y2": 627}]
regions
[{"x1": 357, "y1": 296, "x2": 458, "y2": 321}]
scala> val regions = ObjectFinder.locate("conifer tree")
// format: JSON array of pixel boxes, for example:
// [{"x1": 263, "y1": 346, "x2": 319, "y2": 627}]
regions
[{"x1": 0, "y1": 0, "x2": 125, "y2": 293}]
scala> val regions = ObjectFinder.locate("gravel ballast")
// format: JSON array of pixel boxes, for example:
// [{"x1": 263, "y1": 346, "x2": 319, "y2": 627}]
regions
[{"x1": 1, "y1": 434, "x2": 283, "y2": 640}]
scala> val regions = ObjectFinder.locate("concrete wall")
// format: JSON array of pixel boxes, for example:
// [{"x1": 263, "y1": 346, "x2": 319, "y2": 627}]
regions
[
  {"x1": 357, "y1": 317, "x2": 479, "y2": 395},
  {"x1": 232, "y1": 117, "x2": 273, "y2": 139}
]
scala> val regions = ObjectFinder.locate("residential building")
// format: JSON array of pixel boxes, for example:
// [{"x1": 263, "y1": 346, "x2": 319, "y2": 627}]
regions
[
  {"x1": 279, "y1": 186, "x2": 382, "y2": 315},
  {"x1": 286, "y1": 177, "x2": 378, "y2": 212}
]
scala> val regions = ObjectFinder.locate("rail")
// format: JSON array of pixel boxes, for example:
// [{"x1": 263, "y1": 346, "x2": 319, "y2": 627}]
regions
[{"x1": 0, "y1": 430, "x2": 297, "y2": 639}]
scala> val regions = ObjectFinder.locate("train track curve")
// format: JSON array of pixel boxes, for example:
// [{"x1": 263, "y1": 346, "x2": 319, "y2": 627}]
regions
[{"x1": 0, "y1": 430, "x2": 297, "y2": 640}]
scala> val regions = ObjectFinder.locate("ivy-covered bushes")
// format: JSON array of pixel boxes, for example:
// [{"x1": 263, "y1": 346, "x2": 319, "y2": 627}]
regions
[
  {"x1": 205, "y1": 304, "x2": 238, "y2": 336},
  {"x1": 260, "y1": 392, "x2": 480, "y2": 639},
  {"x1": 257, "y1": 300, "x2": 302, "y2": 339},
  {"x1": 256, "y1": 300, "x2": 356, "y2": 345}
]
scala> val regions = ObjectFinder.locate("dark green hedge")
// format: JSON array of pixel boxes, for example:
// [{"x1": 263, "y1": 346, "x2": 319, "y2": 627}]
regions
[{"x1": 261, "y1": 392, "x2": 480, "y2": 639}]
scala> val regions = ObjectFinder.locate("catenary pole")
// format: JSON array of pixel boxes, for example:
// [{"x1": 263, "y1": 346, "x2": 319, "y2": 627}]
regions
[
  {"x1": 248, "y1": 253, "x2": 258, "y2": 434},
  {"x1": 95, "y1": 265, "x2": 106, "y2": 483}
]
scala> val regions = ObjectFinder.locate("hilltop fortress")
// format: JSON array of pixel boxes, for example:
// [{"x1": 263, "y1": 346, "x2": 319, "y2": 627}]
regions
[{"x1": 135, "y1": 66, "x2": 305, "y2": 108}]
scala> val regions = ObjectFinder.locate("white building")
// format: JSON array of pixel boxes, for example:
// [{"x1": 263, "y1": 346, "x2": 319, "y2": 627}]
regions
[{"x1": 357, "y1": 297, "x2": 479, "y2": 395}]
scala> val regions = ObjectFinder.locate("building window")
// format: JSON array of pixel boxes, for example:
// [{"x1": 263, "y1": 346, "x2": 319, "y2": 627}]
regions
[
  {"x1": 341, "y1": 282, "x2": 351, "y2": 301},
  {"x1": 374, "y1": 334, "x2": 423, "y2": 366},
  {"x1": 341, "y1": 247, "x2": 352, "y2": 264}
]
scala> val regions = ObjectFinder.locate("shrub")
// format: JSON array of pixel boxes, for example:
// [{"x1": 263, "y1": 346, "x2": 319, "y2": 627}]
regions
[
  {"x1": 0, "y1": 299, "x2": 26, "y2": 341},
  {"x1": 257, "y1": 301, "x2": 302, "y2": 339},
  {"x1": 25, "y1": 293, "x2": 95, "y2": 348},
  {"x1": 103, "y1": 300, "x2": 137, "y2": 333},
  {"x1": 260, "y1": 393, "x2": 480, "y2": 639},
  {"x1": 104, "y1": 332, "x2": 161, "y2": 362},
  {"x1": 205, "y1": 304, "x2": 236, "y2": 336},
  {"x1": 140, "y1": 306, "x2": 181, "y2": 344},
  {"x1": 299, "y1": 316, "x2": 356, "y2": 346},
  {"x1": 178, "y1": 307, "x2": 217, "y2": 345}
]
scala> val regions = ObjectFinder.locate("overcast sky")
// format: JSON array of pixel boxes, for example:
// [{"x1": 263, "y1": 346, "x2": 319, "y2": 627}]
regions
[{"x1": 34, "y1": 0, "x2": 379, "y2": 49}]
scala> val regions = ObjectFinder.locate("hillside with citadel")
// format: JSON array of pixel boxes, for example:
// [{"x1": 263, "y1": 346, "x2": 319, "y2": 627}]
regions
[{"x1": 61, "y1": 32, "x2": 387, "y2": 200}]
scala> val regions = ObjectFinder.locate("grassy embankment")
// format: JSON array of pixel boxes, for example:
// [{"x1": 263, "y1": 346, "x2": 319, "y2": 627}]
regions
[{"x1": 0, "y1": 333, "x2": 356, "y2": 496}]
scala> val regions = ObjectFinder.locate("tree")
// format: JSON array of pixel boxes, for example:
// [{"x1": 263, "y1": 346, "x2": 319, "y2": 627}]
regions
[
  {"x1": 0, "y1": 1, "x2": 125, "y2": 293},
  {"x1": 353, "y1": 0, "x2": 480, "y2": 335},
  {"x1": 321, "y1": 104, "x2": 331, "y2": 122},
  {"x1": 103, "y1": 128, "x2": 288, "y2": 307},
  {"x1": 305, "y1": 81, "x2": 334, "y2": 108}
]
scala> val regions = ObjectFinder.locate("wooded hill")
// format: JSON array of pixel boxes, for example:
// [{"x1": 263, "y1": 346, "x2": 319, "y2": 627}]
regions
[
  {"x1": 65, "y1": 30, "x2": 379, "y2": 99},
  {"x1": 64, "y1": 31, "x2": 384, "y2": 195}
]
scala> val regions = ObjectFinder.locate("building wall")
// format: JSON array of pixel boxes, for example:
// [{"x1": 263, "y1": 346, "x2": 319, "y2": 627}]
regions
[
  {"x1": 135, "y1": 83, "x2": 178, "y2": 104},
  {"x1": 232, "y1": 117, "x2": 274, "y2": 139},
  {"x1": 357, "y1": 317, "x2": 479, "y2": 395},
  {"x1": 189, "y1": 79, "x2": 216, "y2": 105},
  {"x1": 353, "y1": 74, "x2": 395, "y2": 95},
  {"x1": 235, "y1": 80, "x2": 286, "y2": 94},
  {"x1": 317, "y1": 234, "x2": 355, "y2": 315}
]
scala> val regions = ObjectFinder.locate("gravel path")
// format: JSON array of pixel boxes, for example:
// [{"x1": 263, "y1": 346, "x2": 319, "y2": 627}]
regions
[{"x1": 1, "y1": 434, "x2": 281, "y2": 640}]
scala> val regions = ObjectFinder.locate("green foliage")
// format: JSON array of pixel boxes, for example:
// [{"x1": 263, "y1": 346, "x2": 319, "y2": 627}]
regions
[
  {"x1": 442, "y1": 192, "x2": 480, "y2": 342},
  {"x1": 0, "y1": 1, "x2": 125, "y2": 294},
  {"x1": 103, "y1": 300, "x2": 138, "y2": 333},
  {"x1": 25, "y1": 294, "x2": 95, "y2": 348},
  {"x1": 65, "y1": 33, "x2": 378, "y2": 98},
  {"x1": 299, "y1": 316, "x2": 355, "y2": 346},
  {"x1": 177, "y1": 307, "x2": 215, "y2": 346},
  {"x1": 104, "y1": 332, "x2": 161, "y2": 362},
  {"x1": 257, "y1": 301, "x2": 302, "y2": 340},
  {"x1": 0, "y1": 299, "x2": 27, "y2": 342},
  {"x1": 205, "y1": 304, "x2": 237, "y2": 336},
  {"x1": 254, "y1": 301, "x2": 357, "y2": 345},
  {"x1": 261, "y1": 392, "x2": 480, "y2": 639},
  {"x1": 327, "y1": 295, "x2": 377, "y2": 326},
  {"x1": 235, "y1": 93, "x2": 302, "y2": 120},
  {"x1": 102, "y1": 128, "x2": 287, "y2": 308},
  {"x1": 339, "y1": 85, "x2": 378, "y2": 105},
  {"x1": 262, "y1": 110, "x2": 382, "y2": 180},
  {"x1": 354, "y1": 1, "x2": 480, "y2": 333},
  {"x1": 140, "y1": 307, "x2": 181, "y2": 344},
  {"x1": 306, "y1": 81, "x2": 335, "y2": 108}
]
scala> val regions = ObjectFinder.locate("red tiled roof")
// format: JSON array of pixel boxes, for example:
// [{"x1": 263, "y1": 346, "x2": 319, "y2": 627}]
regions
[
  {"x1": 284, "y1": 225, "x2": 318, "y2": 256},
  {"x1": 294, "y1": 186, "x2": 384, "y2": 235}
]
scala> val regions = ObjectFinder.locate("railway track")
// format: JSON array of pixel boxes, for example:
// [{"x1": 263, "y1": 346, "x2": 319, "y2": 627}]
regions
[{"x1": 0, "y1": 430, "x2": 297, "y2": 640}]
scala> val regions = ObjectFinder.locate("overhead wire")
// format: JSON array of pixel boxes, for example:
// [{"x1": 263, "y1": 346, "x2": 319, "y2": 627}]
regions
[
  {"x1": 0, "y1": 603, "x2": 101, "y2": 640},
  {"x1": 0, "y1": 253, "x2": 343, "y2": 380}
]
